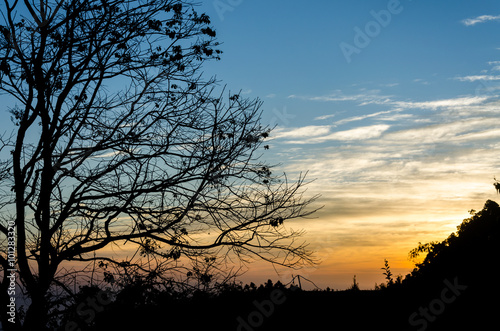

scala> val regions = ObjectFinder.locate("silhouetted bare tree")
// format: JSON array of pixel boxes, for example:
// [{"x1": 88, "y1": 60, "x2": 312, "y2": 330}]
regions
[{"x1": 0, "y1": 1, "x2": 317, "y2": 329}]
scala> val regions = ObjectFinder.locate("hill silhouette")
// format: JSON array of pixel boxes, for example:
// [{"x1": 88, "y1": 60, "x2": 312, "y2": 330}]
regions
[
  {"x1": 400, "y1": 199, "x2": 500, "y2": 330},
  {"x1": 58, "y1": 200, "x2": 500, "y2": 331}
]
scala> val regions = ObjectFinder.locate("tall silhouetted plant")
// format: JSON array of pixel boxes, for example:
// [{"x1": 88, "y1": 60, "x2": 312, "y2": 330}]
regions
[
  {"x1": 348, "y1": 275, "x2": 360, "y2": 291},
  {"x1": 0, "y1": 1, "x2": 318, "y2": 329},
  {"x1": 381, "y1": 259, "x2": 394, "y2": 286},
  {"x1": 494, "y1": 178, "x2": 500, "y2": 194}
]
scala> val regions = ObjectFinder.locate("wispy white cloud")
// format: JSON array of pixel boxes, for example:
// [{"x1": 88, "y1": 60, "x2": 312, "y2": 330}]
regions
[
  {"x1": 413, "y1": 78, "x2": 429, "y2": 85},
  {"x1": 277, "y1": 90, "x2": 498, "y2": 147},
  {"x1": 381, "y1": 117, "x2": 500, "y2": 145},
  {"x1": 380, "y1": 83, "x2": 399, "y2": 87},
  {"x1": 462, "y1": 14, "x2": 500, "y2": 26},
  {"x1": 454, "y1": 75, "x2": 500, "y2": 82},
  {"x1": 393, "y1": 96, "x2": 490, "y2": 110},
  {"x1": 321, "y1": 124, "x2": 391, "y2": 141},
  {"x1": 376, "y1": 113, "x2": 414, "y2": 122},
  {"x1": 290, "y1": 90, "x2": 491, "y2": 112},
  {"x1": 443, "y1": 100, "x2": 500, "y2": 117},
  {"x1": 272, "y1": 125, "x2": 331, "y2": 139},
  {"x1": 284, "y1": 124, "x2": 391, "y2": 144},
  {"x1": 288, "y1": 90, "x2": 391, "y2": 106},
  {"x1": 488, "y1": 61, "x2": 500, "y2": 71},
  {"x1": 333, "y1": 110, "x2": 394, "y2": 126},
  {"x1": 314, "y1": 114, "x2": 336, "y2": 121},
  {"x1": 278, "y1": 91, "x2": 498, "y2": 147},
  {"x1": 289, "y1": 93, "x2": 359, "y2": 102},
  {"x1": 93, "y1": 150, "x2": 125, "y2": 158}
]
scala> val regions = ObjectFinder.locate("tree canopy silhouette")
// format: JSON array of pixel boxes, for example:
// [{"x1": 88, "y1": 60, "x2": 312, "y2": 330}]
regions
[
  {"x1": 407, "y1": 200, "x2": 499, "y2": 282},
  {"x1": 0, "y1": 1, "x2": 318, "y2": 329}
]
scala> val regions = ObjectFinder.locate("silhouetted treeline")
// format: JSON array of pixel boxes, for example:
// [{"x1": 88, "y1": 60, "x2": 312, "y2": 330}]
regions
[{"x1": 58, "y1": 200, "x2": 500, "y2": 331}]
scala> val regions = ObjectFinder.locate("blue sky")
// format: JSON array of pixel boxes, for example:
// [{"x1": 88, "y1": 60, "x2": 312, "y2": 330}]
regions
[
  {"x1": 198, "y1": 0, "x2": 500, "y2": 288},
  {"x1": 201, "y1": 0, "x2": 500, "y2": 98}
]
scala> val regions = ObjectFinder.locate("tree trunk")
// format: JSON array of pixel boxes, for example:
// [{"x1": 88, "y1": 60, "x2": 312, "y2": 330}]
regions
[{"x1": 23, "y1": 290, "x2": 49, "y2": 331}]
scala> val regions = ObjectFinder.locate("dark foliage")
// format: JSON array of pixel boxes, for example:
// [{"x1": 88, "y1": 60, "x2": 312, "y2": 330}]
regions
[{"x1": 57, "y1": 199, "x2": 499, "y2": 330}]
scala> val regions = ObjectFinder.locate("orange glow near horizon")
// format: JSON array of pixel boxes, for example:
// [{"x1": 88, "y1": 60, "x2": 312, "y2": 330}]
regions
[{"x1": 52, "y1": 197, "x2": 485, "y2": 291}]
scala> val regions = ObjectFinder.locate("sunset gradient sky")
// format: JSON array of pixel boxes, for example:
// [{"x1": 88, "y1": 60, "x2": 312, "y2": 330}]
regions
[
  {"x1": 198, "y1": 0, "x2": 500, "y2": 289},
  {"x1": 1, "y1": 0, "x2": 500, "y2": 291}
]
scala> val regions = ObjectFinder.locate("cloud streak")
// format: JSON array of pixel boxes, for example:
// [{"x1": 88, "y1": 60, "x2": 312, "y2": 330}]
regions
[
  {"x1": 393, "y1": 96, "x2": 490, "y2": 110},
  {"x1": 310, "y1": 124, "x2": 391, "y2": 143},
  {"x1": 314, "y1": 114, "x2": 336, "y2": 121},
  {"x1": 288, "y1": 89, "x2": 392, "y2": 106},
  {"x1": 289, "y1": 91, "x2": 491, "y2": 112},
  {"x1": 332, "y1": 110, "x2": 396, "y2": 126},
  {"x1": 273, "y1": 125, "x2": 331, "y2": 139},
  {"x1": 462, "y1": 14, "x2": 500, "y2": 26},
  {"x1": 454, "y1": 75, "x2": 500, "y2": 82},
  {"x1": 274, "y1": 124, "x2": 391, "y2": 144},
  {"x1": 381, "y1": 117, "x2": 500, "y2": 145}
]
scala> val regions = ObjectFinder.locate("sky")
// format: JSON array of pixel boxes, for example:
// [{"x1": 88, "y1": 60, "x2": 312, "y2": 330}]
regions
[
  {"x1": 1, "y1": 0, "x2": 499, "y2": 291},
  {"x1": 196, "y1": 0, "x2": 500, "y2": 289}
]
